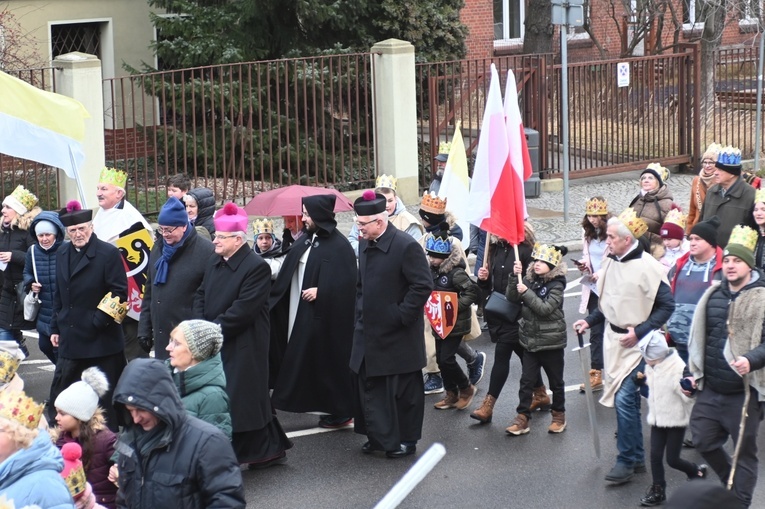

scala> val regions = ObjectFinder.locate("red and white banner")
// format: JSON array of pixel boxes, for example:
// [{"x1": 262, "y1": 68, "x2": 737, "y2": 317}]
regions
[{"x1": 425, "y1": 291, "x2": 459, "y2": 339}]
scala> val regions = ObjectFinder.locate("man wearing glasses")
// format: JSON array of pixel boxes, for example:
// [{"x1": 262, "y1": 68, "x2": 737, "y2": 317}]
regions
[
  {"x1": 349, "y1": 191, "x2": 433, "y2": 458},
  {"x1": 194, "y1": 203, "x2": 292, "y2": 468},
  {"x1": 137, "y1": 197, "x2": 214, "y2": 359},
  {"x1": 47, "y1": 200, "x2": 128, "y2": 431}
]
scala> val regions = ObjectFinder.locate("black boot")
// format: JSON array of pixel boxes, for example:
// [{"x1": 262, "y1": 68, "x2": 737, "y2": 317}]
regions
[{"x1": 640, "y1": 484, "x2": 666, "y2": 507}]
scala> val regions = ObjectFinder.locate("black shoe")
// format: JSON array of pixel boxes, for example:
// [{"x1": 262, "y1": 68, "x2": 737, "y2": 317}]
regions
[
  {"x1": 682, "y1": 437, "x2": 695, "y2": 448},
  {"x1": 318, "y1": 415, "x2": 353, "y2": 429},
  {"x1": 690, "y1": 464, "x2": 708, "y2": 480},
  {"x1": 605, "y1": 463, "x2": 634, "y2": 484},
  {"x1": 361, "y1": 441, "x2": 383, "y2": 454},
  {"x1": 640, "y1": 484, "x2": 666, "y2": 506},
  {"x1": 247, "y1": 451, "x2": 287, "y2": 470},
  {"x1": 386, "y1": 444, "x2": 416, "y2": 458}
]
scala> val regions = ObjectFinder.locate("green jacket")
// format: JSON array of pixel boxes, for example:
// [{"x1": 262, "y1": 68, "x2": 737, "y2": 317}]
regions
[
  {"x1": 506, "y1": 263, "x2": 568, "y2": 352},
  {"x1": 430, "y1": 245, "x2": 479, "y2": 337},
  {"x1": 166, "y1": 354, "x2": 232, "y2": 439}
]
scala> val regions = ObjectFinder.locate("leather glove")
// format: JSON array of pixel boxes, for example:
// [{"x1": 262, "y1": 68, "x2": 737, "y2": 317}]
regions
[{"x1": 138, "y1": 336, "x2": 154, "y2": 353}]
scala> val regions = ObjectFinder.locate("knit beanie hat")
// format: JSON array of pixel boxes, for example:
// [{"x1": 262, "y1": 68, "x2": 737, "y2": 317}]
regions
[
  {"x1": 61, "y1": 442, "x2": 87, "y2": 500},
  {"x1": 177, "y1": 320, "x2": 223, "y2": 361},
  {"x1": 157, "y1": 197, "x2": 189, "y2": 227},
  {"x1": 659, "y1": 207, "x2": 686, "y2": 241},
  {"x1": 639, "y1": 330, "x2": 669, "y2": 362},
  {"x1": 689, "y1": 216, "x2": 720, "y2": 248},
  {"x1": 723, "y1": 225, "x2": 758, "y2": 268},
  {"x1": 55, "y1": 367, "x2": 109, "y2": 422},
  {"x1": 34, "y1": 220, "x2": 57, "y2": 236}
]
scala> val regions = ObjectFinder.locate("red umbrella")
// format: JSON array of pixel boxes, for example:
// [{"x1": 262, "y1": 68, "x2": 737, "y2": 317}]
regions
[{"x1": 243, "y1": 185, "x2": 354, "y2": 216}]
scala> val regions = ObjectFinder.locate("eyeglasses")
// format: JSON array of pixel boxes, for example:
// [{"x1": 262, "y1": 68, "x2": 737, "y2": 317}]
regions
[
  {"x1": 66, "y1": 225, "x2": 91, "y2": 235},
  {"x1": 157, "y1": 226, "x2": 180, "y2": 236},
  {"x1": 354, "y1": 218, "x2": 379, "y2": 227},
  {"x1": 702, "y1": 160, "x2": 716, "y2": 166},
  {"x1": 168, "y1": 338, "x2": 185, "y2": 349},
  {"x1": 213, "y1": 233, "x2": 238, "y2": 240}
]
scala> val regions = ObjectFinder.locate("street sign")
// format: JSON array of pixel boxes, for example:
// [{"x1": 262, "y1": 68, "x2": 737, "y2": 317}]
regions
[
  {"x1": 617, "y1": 62, "x2": 630, "y2": 87},
  {"x1": 551, "y1": 0, "x2": 585, "y2": 27}
]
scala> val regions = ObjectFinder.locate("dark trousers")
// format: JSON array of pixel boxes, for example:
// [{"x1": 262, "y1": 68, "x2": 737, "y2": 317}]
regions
[
  {"x1": 47, "y1": 352, "x2": 126, "y2": 431},
  {"x1": 122, "y1": 317, "x2": 148, "y2": 362},
  {"x1": 38, "y1": 331, "x2": 58, "y2": 365},
  {"x1": 487, "y1": 339, "x2": 543, "y2": 398},
  {"x1": 649, "y1": 425, "x2": 699, "y2": 486},
  {"x1": 586, "y1": 293, "x2": 604, "y2": 370},
  {"x1": 517, "y1": 348, "x2": 565, "y2": 416},
  {"x1": 435, "y1": 331, "x2": 470, "y2": 392},
  {"x1": 352, "y1": 362, "x2": 425, "y2": 451},
  {"x1": 690, "y1": 386, "x2": 763, "y2": 508}
]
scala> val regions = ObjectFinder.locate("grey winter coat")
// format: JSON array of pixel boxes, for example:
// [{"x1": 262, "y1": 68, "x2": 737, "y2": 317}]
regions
[
  {"x1": 506, "y1": 263, "x2": 568, "y2": 352},
  {"x1": 701, "y1": 177, "x2": 757, "y2": 247},
  {"x1": 113, "y1": 358, "x2": 245, "y2": 509}
]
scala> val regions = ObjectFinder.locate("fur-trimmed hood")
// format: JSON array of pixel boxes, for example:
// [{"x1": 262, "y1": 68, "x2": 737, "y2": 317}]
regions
[
  {"x1": 525, "y1": 260, "x2": 568, "y2": 283},
  {"x1": 7, "y1": 206, "x2": 42, "y2": 231},
  {"x1": 435, "y1": 243, "x2": 466, "y2": 274}
]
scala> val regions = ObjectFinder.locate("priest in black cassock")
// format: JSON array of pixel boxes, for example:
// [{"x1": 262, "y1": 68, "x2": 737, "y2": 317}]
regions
[
  {"x1": 350, "y1": 190, "x2": 433, "y2": 458},
  {"x1": 269, "y1": 194, "x2": 358, "y2": 428}
]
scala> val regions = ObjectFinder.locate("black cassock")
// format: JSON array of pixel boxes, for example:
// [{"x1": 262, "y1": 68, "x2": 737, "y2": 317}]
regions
[{"x1": 269, "y1": 208, "x2": 357, "y2": 416}]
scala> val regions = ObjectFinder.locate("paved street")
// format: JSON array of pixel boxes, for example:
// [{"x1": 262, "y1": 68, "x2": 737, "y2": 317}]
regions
[{"x1": 19, "y1": 251, "x2": 765, "y2": 508}]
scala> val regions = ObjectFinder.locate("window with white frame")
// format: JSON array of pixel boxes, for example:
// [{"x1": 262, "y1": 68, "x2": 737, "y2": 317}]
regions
[
  {"x1": 682, "y1": 0, "x2": 704, "y2": 27},
  {"x1": 494, "y1": 0, "x2": 525, "y2": 41},
  {"x1": 741, "y1": 0, "x2": 762, "y2": 22}
]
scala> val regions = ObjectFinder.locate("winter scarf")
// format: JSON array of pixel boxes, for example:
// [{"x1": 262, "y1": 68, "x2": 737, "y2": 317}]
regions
[{"x1": 154, "y1": 226, "x2": 192, "y2": 285}]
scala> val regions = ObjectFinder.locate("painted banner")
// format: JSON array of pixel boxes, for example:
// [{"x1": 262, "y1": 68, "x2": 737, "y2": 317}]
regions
[
  {"x1": 115, "y1": 222, "x2": 154, "y2": 320},
  {"x1": 425, "y1": 291, "x2": 459, "y2": 339}
]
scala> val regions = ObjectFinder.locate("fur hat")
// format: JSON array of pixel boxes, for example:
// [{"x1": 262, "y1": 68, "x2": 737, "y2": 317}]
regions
[
  {"x1": 54, "y1": 367, "x2": 109, "y2": 422},
  {"x1": 177, "y1": 320, "x2": 223, "y2": 361},
  {"x1": 157, "y1": 197, "x2": 188, "y2": 227},
  {"x1": 689, "y1": 216, "x2": 720, "y2": 248}
]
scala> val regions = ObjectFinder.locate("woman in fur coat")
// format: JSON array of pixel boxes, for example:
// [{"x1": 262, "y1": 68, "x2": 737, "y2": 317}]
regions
[{"x1": 638, "y1": 332, "x2": 707, "y2": 507}]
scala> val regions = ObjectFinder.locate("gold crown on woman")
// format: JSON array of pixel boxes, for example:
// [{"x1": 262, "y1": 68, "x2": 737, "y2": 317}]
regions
[
  {"x1": 0, "y1": 390, "x2": 44, "y2": 429},
  {"x1": 7, "y1": 185, "x2": 38, "y2": 212},
  {"x1": 727, "y1": 225, "x2": 757, "y2": 252},
  {"x1": 756, "y1": 188, "x2": 765, "y2": 205},
  {"x1": 663, "y1": 208, "x2": 687, "y2": 229},
  {"x1": 252, "y1": 219, "x2": 274, "y2": 235},
  {"x1": 531, "y1": 243, "x2": 562, "y2": 267},
  {"x1": 617, "y1": 207, "x2": 648, "y2": 238},
  {"x1": 420, "y1": 192, "x2": 447, "y2": 214},
  {"x1": 97, "y1": 293, "x2": 128, "y2": 324},
  {"x1": 0, "y1": 351, "x2": 20, "y2": 385},
  {"x1": 98, "y1": 167, "x2": 128, "y2": 189},
  {"x1": 585, "y1": 197, "x2": 608, "y2": 216},
  {"x1": 375, "y1": 174, "x2": 397, "y2": 192},
  {"x1": 646, "y1": 162, "x2": 670, "y2": 183}
]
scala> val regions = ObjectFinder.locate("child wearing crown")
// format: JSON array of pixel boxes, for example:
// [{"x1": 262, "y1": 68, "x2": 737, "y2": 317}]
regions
[
  {"x1": 252, "y1": 219, "x2": 285, "y2": 280},
  {"x1": 425, "y1": 229, "x2": 480, "y2": 411},
  {"x1": 506, "y1": 244, "x2": 569, "y2": 435},
  {"x1": 658, "y1": 207, "x2": 690, "y2": 274}
]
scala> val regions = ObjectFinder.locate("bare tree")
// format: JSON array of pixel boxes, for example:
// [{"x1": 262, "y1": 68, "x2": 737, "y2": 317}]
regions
[{"x1": 0, "y1": 7, "x2": 43, "y2": 72}]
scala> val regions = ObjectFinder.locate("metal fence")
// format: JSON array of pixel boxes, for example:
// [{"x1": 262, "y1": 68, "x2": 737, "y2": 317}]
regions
[
  {"x1": 103, "y1": 53, "x2": 376, "y2": 213},
  {"x1": 0, "y1": 67, "x2": 60, "y2": 209}
]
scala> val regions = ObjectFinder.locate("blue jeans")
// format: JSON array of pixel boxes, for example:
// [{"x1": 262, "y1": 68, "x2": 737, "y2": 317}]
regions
[
  {"x1": 614, "y1": 362, "x2": 645, "y2": 467},
  {"x1": 674, "y1": 343, "x2": 689, "y2": 366},
  {"x1": 0, "y1": 327, "x2": 21, "y2": 342}
]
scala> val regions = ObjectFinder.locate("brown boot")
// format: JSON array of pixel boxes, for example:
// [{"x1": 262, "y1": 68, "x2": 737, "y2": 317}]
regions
[
  {"x1": 455, "y1": 384, "x2": 477, "y2": 410},
  {"x1": 529, "y1": 385, "x2": 551, "y2": 412},
  {"x1": 470, "y1": 394, "x2": 497, "y2": 423},
  {"x1": 548, "y1": 410, "x2": 566, "y2": 433},
  {"x1": 505, "y1": 414, "x2": 530, "y2": 435},
  {"x1": 434, "y1": 391, "x2": 459, "y2": 410},
  {"x1": 579, "y1": 369, "x2": 604, "y2": 392}
]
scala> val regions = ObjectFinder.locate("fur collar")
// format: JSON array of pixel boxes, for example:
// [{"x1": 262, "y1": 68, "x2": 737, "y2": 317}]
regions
[{"x1": 437, "y1": 244, "x2": 466, "y2": 274}]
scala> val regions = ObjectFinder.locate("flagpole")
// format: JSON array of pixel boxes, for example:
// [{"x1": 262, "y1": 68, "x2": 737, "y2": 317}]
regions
[{"x1": 68, "y1": 145, "x2": 89, "y2": 209}]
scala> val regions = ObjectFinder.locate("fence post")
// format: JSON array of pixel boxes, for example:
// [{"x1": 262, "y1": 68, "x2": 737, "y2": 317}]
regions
[
  {"x1": 53, "y1": 52, "x2": 105, "y2": 208},
  {"x1": 371, "y1": 39, "x2": 419, "y2": 205}
]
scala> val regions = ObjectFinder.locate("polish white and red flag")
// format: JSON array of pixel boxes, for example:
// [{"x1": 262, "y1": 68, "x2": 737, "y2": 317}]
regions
[{"x1": 467, "y1": 64, "x2": 531, "y2": 245}]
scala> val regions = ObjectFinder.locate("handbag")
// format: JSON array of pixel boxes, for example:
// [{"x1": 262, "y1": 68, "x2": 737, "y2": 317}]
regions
[
  {"x1": 463, "y1": 304, "x2": 482, "y2": 341},
  {"x1": 483, "y1": 291, "x2": 521, "y2": 324},
  {"x1": 21, "y1": 249, "x2": 41, "y2": 322}
]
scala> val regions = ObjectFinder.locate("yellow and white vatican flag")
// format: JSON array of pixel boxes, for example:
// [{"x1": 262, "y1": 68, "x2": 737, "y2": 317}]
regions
[{"x1": 0, "y1": 70, "x2": 89, "y2": 179}]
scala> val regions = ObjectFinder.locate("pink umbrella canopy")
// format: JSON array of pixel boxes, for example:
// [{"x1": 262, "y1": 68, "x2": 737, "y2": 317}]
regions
[{"x1": 243, "y1": 185, "x2": 354, "y2": 216}]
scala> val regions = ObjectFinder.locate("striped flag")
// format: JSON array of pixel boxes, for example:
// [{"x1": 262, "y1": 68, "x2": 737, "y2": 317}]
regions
[
  {"x1": 437, "y1": 121, "x2": 470, "y2": 238},
  {"x1": 0, "y1": 70, "x2": 89, "y2": 178},
  {"x1": 504, "y1": 70, "x2": 532, "y2": 221}
]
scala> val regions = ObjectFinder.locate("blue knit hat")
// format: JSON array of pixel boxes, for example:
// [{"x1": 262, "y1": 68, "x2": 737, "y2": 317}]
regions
[{"x1": 158, "y1": 197, "x2": 188, "y2": 226}]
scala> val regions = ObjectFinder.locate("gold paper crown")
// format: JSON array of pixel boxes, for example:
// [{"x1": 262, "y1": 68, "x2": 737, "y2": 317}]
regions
[
  {"x1": 704, "y1": 142, "x2": 723, "y2": 158},
  {"x1": 585, "y1": 197, "x2": 608, "y2": 216},
  {"x1": 420, "y1": 192, "x2": 447, "y2": 215},
  {"x1": 0, "y1": 351, "x2": 20, "y2": 386},
  {"x1": 663, "y1": 208, "x2": 687, "y2": 229},
  {"x1": 438, "y1": 141, "x2": 451, "y2": 155},
  {"x1": 646, "y1": 162, "x2": 670, "y2": 183},
  {"x1": 727, "y1": 225, "x2": 757, "y2": 252},
  {"x1": 8, "y1": 185, "x2": 38, "y2": 212},
  {"x1": 65, "y1": 462, "x2": 87, "y2": 499},
  {"x1": 756, "y1": 188, "x2": 765, "y2": 205},
  {"x1": 531, "y1": 243, "x2": 563, "y2": 267},
  {"x1": 0, "y1": 390, "x2": 44, "y2": 430},
  {"x1": 617, "y1": 207, "x2": 649, "y2": 238},
  {"x1": 252, "y1": 219, "x2": 274, "y2": 235},
  {"x1": 99, "y1": 167, "x2": 128, "y2": 189},
  {"x1": 375, "y1": 174, "x2": 398, "y2": 192},
  {"x1": 97, "y1": 292, "x2": 128, "y2": 324}
]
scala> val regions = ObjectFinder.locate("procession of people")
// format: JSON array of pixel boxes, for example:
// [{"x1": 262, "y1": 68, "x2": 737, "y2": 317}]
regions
[{"x1": 1, "y1": 143, "x2": 765, "y2": 509}]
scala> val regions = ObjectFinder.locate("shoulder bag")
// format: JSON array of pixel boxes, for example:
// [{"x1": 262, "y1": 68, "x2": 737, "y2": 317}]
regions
[{"x1": 22, "y1": 249, "x2": 41, "y2": 321}]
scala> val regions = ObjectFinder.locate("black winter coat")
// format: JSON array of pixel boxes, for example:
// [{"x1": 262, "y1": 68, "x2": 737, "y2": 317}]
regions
[
  {"x1": 430, "y1": 247, "x2": 479, "y2": 337},
  {"x1": 51, "y1": 235, "x2": 128, "y2": 359},
  {"x1": 350, "y1": 224, "x2": 433, "y2": 377},
  {"x1": 194, "y1": 244, "x2": 273, "y2": 432},
  {"x1": 138, "y1": 227, "x2": 214, "y2": 359},
  {"x1": 22, "y1": 211, "x2": 66, "y2": 337},
  {"x1": 0, "y1": 207, "x2": 39, "y2": 330},
  {"x1": 187, "y1": 188, "x2": 216, "y2": 237},
  {"x1": 113, "y1": 359, "x2": 245, "y2": 509}
]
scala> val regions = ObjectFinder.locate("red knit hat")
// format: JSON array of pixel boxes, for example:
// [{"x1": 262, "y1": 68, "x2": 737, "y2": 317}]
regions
[{"x1": 659, "y1": 207, "x2": 686, "y2": 241}]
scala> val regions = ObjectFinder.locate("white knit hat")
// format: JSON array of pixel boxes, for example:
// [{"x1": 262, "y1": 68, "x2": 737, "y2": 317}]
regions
[
  {"x1": 177, "y1": 320, "x2": 223, "y2": 361},
  {"x1": 55, "y1": 367, "x2": 109, "y2": 422}
]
